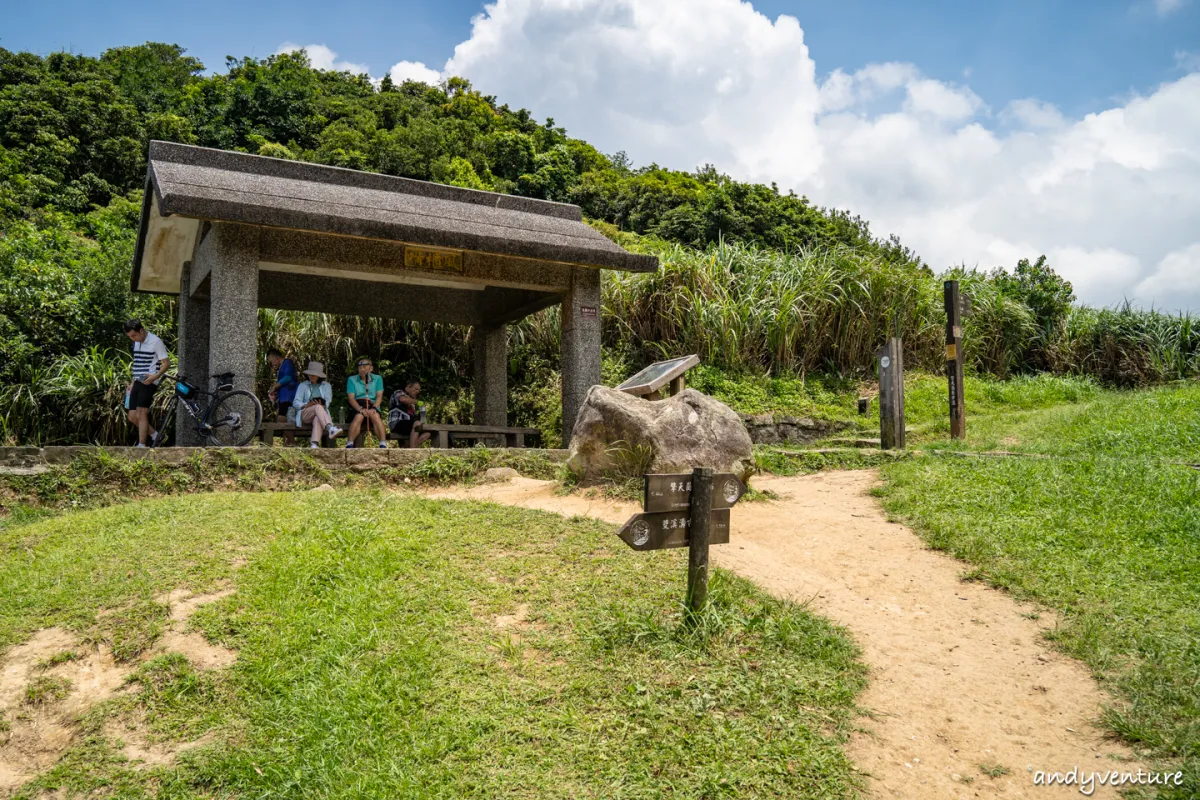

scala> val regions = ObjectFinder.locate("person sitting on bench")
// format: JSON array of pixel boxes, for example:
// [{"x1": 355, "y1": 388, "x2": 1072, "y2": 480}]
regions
[
  {"x1": 292, "y1": 361, "x2": 342, "y2": 448},
  {"x1": 388, "y1": 378, "x2": 432, "y2": 449},
  {"x1": 346, "y1": 355, "x2": 387, "y2": 449}
]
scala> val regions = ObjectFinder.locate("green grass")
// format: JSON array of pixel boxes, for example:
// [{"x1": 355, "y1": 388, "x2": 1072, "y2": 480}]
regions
[
  {"x1": 753, "y1": 447, "x2": 912, "y2": 476},
  {"x1": 909, "y1": 380, "x2": 1200, "y2": 461},
  {"x1": 0, "y1": 447, "x2": 563, "y2": 533},
  {"x1": 23, "y1": 675, "x2": 72, "y2": 705},
  {"x1": 1, "y1": 491, "x2": 867, "y2": 799},
  {"x1": 978, "y1": 762, "x2": 1011, "y2": 779},
  {"x1": 877, "y1": 381, "x2": 1200, "y2": 798}
]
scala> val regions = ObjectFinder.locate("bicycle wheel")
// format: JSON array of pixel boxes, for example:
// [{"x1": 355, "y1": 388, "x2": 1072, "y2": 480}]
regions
[{"x1": 205, "y1": 390, "x2": 263, "y2": 447}]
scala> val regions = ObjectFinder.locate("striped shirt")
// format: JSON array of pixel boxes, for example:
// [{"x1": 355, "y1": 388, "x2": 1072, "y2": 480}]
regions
[{"x1": 132, "y1": 332, "x2": 168, "y2": 384}]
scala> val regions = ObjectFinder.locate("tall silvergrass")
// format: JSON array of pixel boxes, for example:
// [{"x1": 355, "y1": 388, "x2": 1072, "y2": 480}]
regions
[
  {"x1": 606, "y1": 241, "x2": 944, "y2": 374},
  {"x1": 0, "y1": 347, "x2": 131, "y2": 444},
  {"x1": 1050, "y1": 304, "x2": 1200, "y2": 386}
]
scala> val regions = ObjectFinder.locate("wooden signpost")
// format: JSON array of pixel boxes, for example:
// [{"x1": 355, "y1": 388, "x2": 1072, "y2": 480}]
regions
[
  {"x1": 944, "y1": 280, "x2": 966, "y2": 439},
  {"x1": 877, "y1": 337, "x2": 905, "y2": 450},
  {"x1": 617, "y1": 467, "x2": 746, "y2": 614}
]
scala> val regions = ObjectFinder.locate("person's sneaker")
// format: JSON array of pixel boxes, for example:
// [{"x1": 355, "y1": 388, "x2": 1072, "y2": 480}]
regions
[
  {"x1": 377, "y1": 442, "x2": 388, "y2": 449},
  {"x1": 310, "y1": 442, "x2": 320, "y2": 449},
  {"x1": 149, "y1": 431, "x2": 163, "y2": 446},
  {"x1": 134, "y1": 443, "x2": 147, "y2": 448},
  {"x1": 326, "y1": 424, "x2": 343, "y2": 439},
  {"x1": 346, "y1": 443, "x2": 355, "y2": 449}
]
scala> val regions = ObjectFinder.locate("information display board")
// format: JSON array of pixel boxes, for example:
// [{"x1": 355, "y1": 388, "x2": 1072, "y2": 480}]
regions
[{"x1": 615, "y1": 354, "x2": 700, "y2": 396}]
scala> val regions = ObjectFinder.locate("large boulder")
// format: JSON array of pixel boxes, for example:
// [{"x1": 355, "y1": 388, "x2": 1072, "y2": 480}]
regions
[{"x1": 567, "y1": 386, "x2": 754, "y2": 484}]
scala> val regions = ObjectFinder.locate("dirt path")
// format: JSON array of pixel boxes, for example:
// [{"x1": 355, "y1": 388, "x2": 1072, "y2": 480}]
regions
[{"x1": 429, "y1": 471, "x2": 1141, "y2": 798}]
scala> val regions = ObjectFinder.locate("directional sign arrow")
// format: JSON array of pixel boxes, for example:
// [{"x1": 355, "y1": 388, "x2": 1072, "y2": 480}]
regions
[
  {"x1": 643, "y1": 473, "x2": 746, "y2": 513},
  {"x1": 617, "y1": 508, "x2": 731, "y2": 552}
]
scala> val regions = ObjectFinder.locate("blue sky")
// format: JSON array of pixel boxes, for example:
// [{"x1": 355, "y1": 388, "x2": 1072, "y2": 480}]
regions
[{"x1": 4, "y1": 0, "x2": 1196, "y2": 119}]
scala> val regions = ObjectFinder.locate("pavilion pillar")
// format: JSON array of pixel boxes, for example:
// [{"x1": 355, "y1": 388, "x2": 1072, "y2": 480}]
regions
[
  {"x1": 175, "y1": 259, "x2": 210, "y2": 446},
  {"x1": 205, "y1": 223, "x2": 260, "y2": 396},
  {"x1": 473, "y1": 324, "x2": 508, "y2": 427},
  {"x1": 560, "y1": 267, "x2": 602, "y2": 448}
]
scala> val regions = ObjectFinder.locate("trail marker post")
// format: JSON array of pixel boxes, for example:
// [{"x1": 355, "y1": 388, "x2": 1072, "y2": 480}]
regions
[
  {"x1": 878, "y1": 337, "x2": 905, "y2": 450},
  {"x1": 685, "y1": 468, "x2": 713, "y2": 614},
  {"x1": 944, "y1": 280, "x2": 966, "y2": 439},
  {"x1": 616, "y1": 468, "x2": 745, "y2": 615}
]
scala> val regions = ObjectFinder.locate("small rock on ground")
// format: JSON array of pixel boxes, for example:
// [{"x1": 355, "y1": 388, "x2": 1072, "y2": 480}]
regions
[{"x1": 482, "y1": 467, "x2": 520, "y2": 483}]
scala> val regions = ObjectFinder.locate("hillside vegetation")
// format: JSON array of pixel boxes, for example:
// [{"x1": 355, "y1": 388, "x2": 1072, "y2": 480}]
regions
[{"x1": 1, "y1": 44, "x2": 1197, "y2": 445}]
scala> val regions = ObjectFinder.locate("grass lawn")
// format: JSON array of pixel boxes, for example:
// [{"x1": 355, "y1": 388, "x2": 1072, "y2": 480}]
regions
[
  {"x1": 691, "y1": 367, "x2": 1100, "y2": 429},
  {"x1": 0, "y1": 491, "x2": 866, "y2": 799},
  {"x1": 876, "y1": 381, "x2": 1200, "y2": 798}
]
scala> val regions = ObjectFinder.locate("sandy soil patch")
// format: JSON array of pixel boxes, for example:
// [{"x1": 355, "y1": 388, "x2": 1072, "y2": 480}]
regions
[{"x1": 0, "y1": 588, "x2": 236, "y2": 795}]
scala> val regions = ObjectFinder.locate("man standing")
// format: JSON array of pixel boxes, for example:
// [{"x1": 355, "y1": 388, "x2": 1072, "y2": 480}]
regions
[
  {"x1": 267, "y1": 348, "x2": 298, "y2": 420},
  {"x1": 124, "y1": 319, "x2": 170, "y2": 447}
]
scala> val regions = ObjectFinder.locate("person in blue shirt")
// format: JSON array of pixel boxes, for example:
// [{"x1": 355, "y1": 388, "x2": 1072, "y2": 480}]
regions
[
  {"x1": 267, "y1": 348, "x2": 299, "y2": 420},
  {"x1": 346, "y1": 355, "x2": 388, "y2": 448},
  {"x1": 293, "y1": 361, "x2": 343, "y2": 448}
]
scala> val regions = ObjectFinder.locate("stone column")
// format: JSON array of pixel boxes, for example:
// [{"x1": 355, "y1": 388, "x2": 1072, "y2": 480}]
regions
[
  {"x1": 176, "y1": 259, "x2": 211, "y2": 446},
  {"x1": 472, "y1": 324, "x2": 507, "y2": 427},
  {"x1": 560, "y1": 267, "x2": 602, "y2": 447},
  {"x1": 206, "y1": 223, "x2": 260, "y2": 395}
]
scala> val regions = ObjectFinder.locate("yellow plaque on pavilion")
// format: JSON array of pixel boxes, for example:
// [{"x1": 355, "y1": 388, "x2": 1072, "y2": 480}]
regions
[{"x1": 405, "y1": 245, "x2": 463, "y2": 273}]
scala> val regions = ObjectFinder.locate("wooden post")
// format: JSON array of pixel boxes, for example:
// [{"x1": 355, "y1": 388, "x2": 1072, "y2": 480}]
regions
[
  {"x1": 669, "y1": 376, "x2": 685, "y2": 396},
  {"x1": 878, "y1": 337, "x2": 905, "y2": 450},
  {"x1": 686, "y1": 467, "x2": 713, "y2": 616},
  {"x1": 944, "y1": 280, "x2": 966, "y2": 439}
]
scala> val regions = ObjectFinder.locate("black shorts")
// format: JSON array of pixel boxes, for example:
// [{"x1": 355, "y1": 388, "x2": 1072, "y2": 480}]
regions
[
  {"x1": 130, "y1": 380, "x2": 158, "y2": 409},
  {"x1": 390, "y1": 418, "x2": 415, "y2": 437}
]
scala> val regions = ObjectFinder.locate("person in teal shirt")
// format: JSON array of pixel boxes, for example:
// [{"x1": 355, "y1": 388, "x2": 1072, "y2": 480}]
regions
[{"x1": 346, "y1": 355, "x2": 387, "y2": 448}]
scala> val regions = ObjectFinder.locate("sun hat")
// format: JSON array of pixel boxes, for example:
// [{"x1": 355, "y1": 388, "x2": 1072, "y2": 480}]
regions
[{"x1": 302, "y1": 360, "x2": 327, "y2": 379}]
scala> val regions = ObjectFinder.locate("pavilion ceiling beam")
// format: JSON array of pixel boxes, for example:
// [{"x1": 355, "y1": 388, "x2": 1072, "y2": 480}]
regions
[
  {"x1": 257, "y1": 271, "x2": 483, "y2": 326},
  {"x1": 479, "y1": 287, "x2": 564, "y2": 326}
]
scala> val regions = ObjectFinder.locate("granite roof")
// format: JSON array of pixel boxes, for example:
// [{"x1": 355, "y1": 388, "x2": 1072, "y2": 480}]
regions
[{"x1": 134, "y1": 141, "x2": 658, "y2": 283}]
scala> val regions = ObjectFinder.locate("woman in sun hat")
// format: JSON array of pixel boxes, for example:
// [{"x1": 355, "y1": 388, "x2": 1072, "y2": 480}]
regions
[{"x1": 292, "y1": 361, "x2": 342, "y2": 448}]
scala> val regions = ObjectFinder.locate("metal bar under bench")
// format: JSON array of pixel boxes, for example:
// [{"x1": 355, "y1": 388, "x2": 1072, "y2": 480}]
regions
[
  {"x1": 421, "y1": 424, "x2": 541, "y2": 449},
  {"x1": 258, "y1": 422, "x2": 362, "y2": 448}
]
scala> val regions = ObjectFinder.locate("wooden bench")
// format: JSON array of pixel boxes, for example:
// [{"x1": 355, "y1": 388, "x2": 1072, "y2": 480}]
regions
[
  {"x1": 259, "y1": 421, "x2": 356, "y2": 447},
  {"x1": 259, "y1": 422, "x2": 540, "y2": 449},
  {"x1": 422, "y1": 424, "x2": 540, "y2": 449}
]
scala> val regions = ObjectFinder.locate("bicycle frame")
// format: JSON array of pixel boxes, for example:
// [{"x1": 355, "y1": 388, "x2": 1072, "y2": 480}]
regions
[{"x1": 153, "y1": 377, "x2": 221, "y2": 445}]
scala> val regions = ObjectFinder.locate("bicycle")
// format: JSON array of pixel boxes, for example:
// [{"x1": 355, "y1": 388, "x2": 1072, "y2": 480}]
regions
[{"x1": 152, "y1": 371, "x2": 263, "y2": 448}]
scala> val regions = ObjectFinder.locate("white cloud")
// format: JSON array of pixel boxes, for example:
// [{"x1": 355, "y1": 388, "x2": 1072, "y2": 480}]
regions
[
  {"x1": 436, "y1": 0, "x2": 1200, "y2": 310},
  {"x1": 1175, "y1": 50, "x2": 1200, "y2": 72},
  {"x1": 1134, "y1": 244, "x2": 1200, "y2": 304},
  {"x1": 388, "y1": 60, "x2": 442, "y2": 85},
  {"x1": 1155, "y1": 0, "x2": 1188, "y2": 17},
  {"x1": 1001, "y1": 99, "x2": 1066, "y2": 130},
  {"x1": 275, "y1": 42, "x2": 370, "y2": 76}
]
